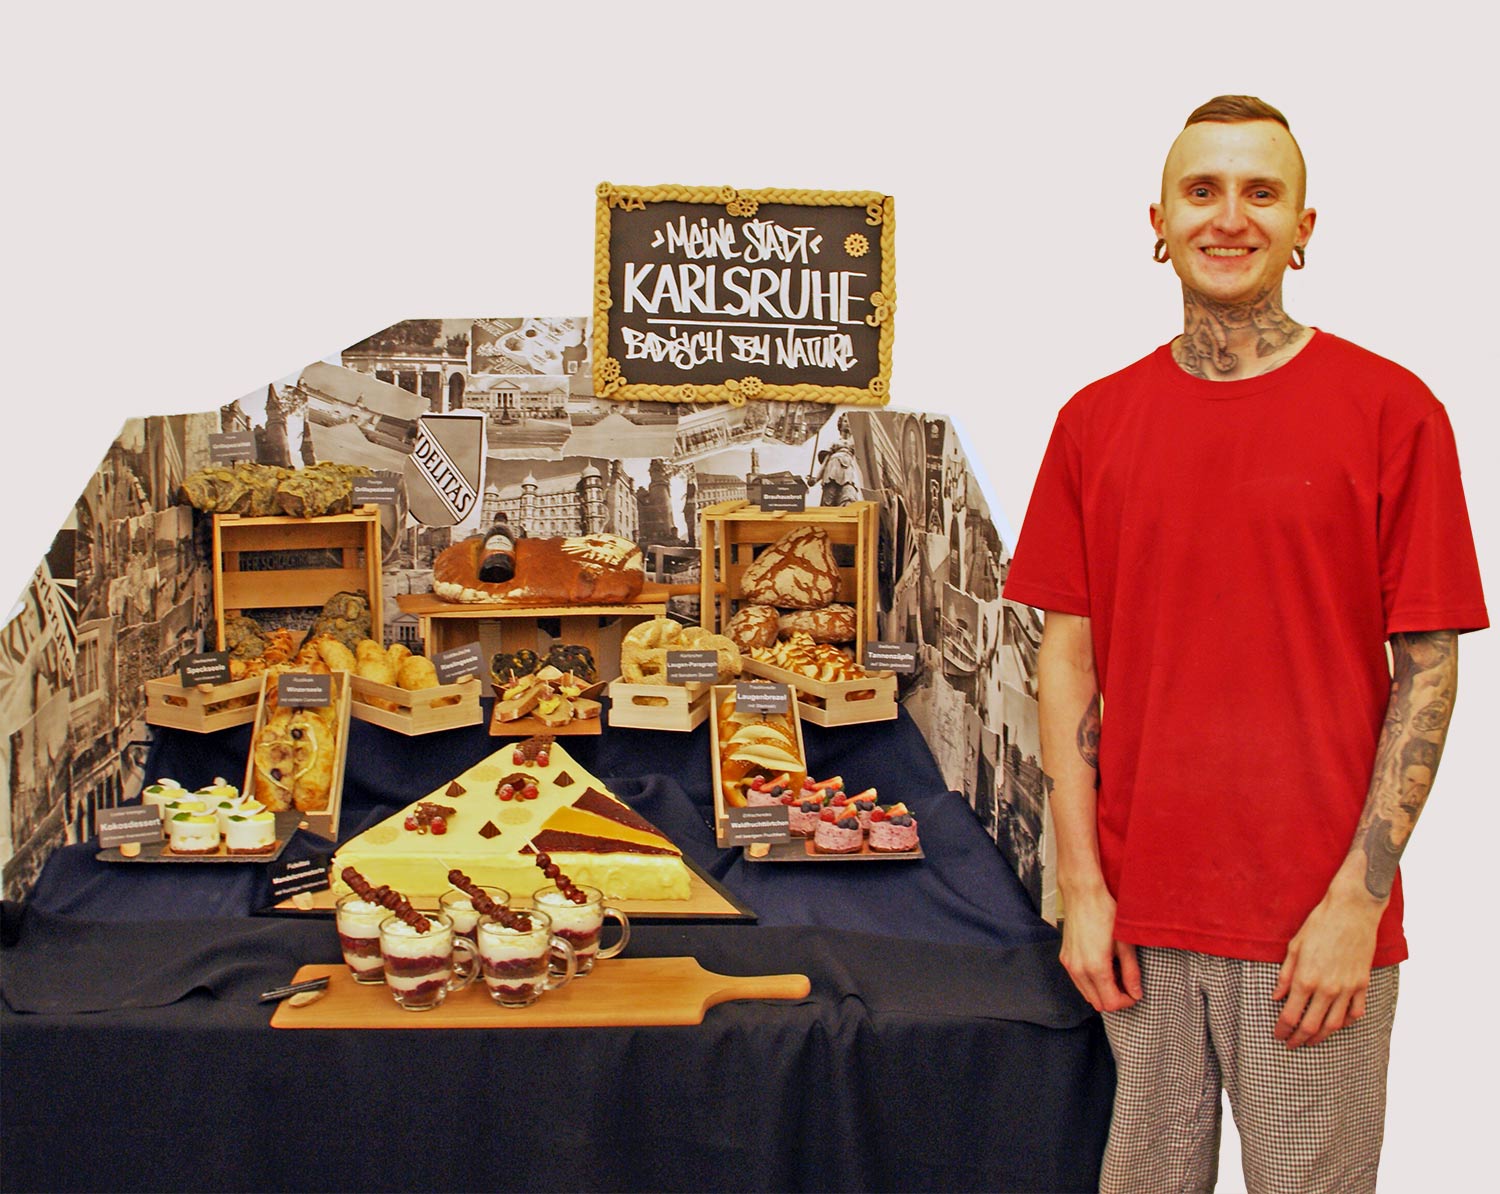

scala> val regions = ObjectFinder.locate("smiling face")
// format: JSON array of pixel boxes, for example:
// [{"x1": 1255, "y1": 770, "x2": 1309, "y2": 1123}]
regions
[{"x1": 1151, "y1": 119, "x2": 1316, "y2": 307}]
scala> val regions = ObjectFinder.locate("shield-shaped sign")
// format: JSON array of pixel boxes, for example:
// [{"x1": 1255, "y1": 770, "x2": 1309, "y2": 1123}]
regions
[{"x1": 405, "y1": 413, "x2": 484, "y2": 527}]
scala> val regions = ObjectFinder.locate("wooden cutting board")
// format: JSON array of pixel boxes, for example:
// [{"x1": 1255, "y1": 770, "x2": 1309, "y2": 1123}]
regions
[{"x1": 270, "y1": 958, "x2": 810, "y2": 1029}]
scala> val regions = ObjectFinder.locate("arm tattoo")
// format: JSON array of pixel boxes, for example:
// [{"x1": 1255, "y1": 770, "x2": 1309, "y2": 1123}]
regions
[
  {"x1": 1076, "y1": 693, "x2": 1101, "y2": 771},
  {"x1": 1352, "y1": 631, "x2": 1458, "y2": 899}
]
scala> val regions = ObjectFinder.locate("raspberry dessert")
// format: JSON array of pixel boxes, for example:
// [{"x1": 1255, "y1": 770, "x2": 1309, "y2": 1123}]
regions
[
  {"x1": 812, "y1": 805, "x2": 864, "y2": 854},
  {"x1": 380, "y1": 917, "x2": 455, "y2": 1009},
  {"x1": 868, "y1": 803, "x2": 920, "y2": 852},
  {"x1": 786, "y1": 787, "x2": 827, "y2": 837},
  {"x1": 335, "y1": 895, "x2": 389, "y2": 984},
  {"x1": 848, "y1": 788, "x2": 879, "y2": 830}
]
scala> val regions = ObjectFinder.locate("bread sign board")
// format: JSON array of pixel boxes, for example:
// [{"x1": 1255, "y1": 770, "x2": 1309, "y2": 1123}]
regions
[{"x1": 593, "y1": 184, "x2": 894, "y2": 406}]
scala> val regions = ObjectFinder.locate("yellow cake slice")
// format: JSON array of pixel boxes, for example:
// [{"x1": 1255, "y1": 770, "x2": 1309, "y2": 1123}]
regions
[{"x1": 331, "y1": 741, "x2": 691, "y2": 901}]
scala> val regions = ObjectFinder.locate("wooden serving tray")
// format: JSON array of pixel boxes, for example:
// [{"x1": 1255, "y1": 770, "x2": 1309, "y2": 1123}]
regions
[{"x1": 270, "y1": 958, "x2": 810, "y2": 1029}]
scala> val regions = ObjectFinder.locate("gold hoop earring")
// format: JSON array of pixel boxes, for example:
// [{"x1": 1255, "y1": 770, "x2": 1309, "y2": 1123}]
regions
[
  {"x1": 1153, "y1": 238, "x2": 1170, "y2": 263},
  {"x1": 1290, "y1": 245, "x2": 1306, "y2": 270}
]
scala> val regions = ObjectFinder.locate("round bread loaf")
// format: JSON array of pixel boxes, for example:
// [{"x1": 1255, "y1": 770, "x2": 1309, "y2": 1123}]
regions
[
  {"x1": 725, "y1": 604, "x2": 780, "y2": 651},
  {"x1": 777, "y1": 604, "x2": 858, "y2": 645},
  {"x1": 738, "y1": 527, "x2": 840, "y2": 609}
]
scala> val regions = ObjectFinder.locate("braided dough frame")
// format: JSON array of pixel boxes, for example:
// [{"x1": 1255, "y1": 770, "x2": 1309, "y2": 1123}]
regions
[{"x1": 593, "y1": 183, "x2": 895, "y2": 406}]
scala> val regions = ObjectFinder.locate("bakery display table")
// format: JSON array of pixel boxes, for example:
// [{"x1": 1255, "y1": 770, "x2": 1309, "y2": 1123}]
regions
[{"x1": 1, "y1": 707, "x2": 1114, "y2": 1193}]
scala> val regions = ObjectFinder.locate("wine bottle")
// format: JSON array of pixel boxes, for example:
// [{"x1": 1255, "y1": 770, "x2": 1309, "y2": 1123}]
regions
[{"x1": 477, "y1": 516, "x2": 519, "y2": 583}]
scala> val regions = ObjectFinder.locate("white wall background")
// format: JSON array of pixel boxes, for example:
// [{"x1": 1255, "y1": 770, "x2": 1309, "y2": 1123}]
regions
[{"x1": 2, "y1": 3, "x2": 1493, "y2": 1188}]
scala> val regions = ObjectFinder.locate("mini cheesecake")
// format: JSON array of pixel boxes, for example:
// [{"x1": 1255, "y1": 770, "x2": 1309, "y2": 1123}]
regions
[
  {"x1": 167, "y1": 811, "x2": 221, "y2": 854},
  {"x1": 813, "y1": 806, "x2": 864, "y2": 854},
  {"x1": 160, "y1": 798, "x2": 209, "y2": 839},
  {"x1": 224, "y1": 810, "x2": 277, "y2": 854},
  {"x1": 868, "y1": 803, "x2": 919, "y2": 853},
  {"x1": 141, "y1": 779, "x2": 186, "y2": 817}
]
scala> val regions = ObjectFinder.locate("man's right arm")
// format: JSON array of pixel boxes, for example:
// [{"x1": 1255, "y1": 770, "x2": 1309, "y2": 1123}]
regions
[{"x1": 1039, "y1": 611, "x2": 1141, "y2": 1012}]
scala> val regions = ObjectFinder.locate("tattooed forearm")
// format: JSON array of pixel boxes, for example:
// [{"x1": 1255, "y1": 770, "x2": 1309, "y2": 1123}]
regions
[
  {"x1": 1350, "y1": 631, "x2": 1458, "y2": 899},
  {"x1": 1172, "y1": 288, "x2": 1306, "y2": 378},
  {"x1": 1077, "y1": 693, "x2": 1101, "y2": 771}
]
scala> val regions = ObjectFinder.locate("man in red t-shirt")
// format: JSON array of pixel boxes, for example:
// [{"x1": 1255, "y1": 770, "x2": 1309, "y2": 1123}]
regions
[{"x1": 1004, "y1": 96, "x2": 1486, "y2": 1193}]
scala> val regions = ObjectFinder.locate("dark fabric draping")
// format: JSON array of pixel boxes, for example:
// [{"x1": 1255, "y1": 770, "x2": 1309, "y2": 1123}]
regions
[{"x1": 1, "y1": 702, "x2": 1113, "y2": 1192}]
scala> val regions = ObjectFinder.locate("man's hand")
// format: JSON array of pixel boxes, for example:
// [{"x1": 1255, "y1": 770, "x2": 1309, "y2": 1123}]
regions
[
  {"x1": 1272, "y1": 874, "x2": 1384, "y2": 1048},
  {"x1": 1273, "y1": 631, "x2": 1458, "y2": 1049},
  {"x1": 1061, "y1": 883, "x2": 1142, "y2": 1013}
]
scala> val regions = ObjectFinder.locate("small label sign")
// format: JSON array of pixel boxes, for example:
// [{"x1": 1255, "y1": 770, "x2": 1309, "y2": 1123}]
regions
[
  {"x1": 99, "y1": 805, "x2": 165, "y2": 848},
  {"x1": 666, "y1": 649, "x2": 719, "y2": 684},
  {"x1": 863, "y1": 641, "x2": 918, "y2": 674},
  {"x1": 758, "y1": 481, "x2": 806, "y2": 512},
  {"x1": 735, "y1": 681, "x2": 790, "y2": 715},
  {"x1": 351, "y1": 476, "x2": 400, "y2": 507},
  {"x1": 269, "y1": 856, "x2": 331, "y2": 899},
  {"x1": 278, "y1": 673, "x2": 333, "y2": 707},
  {"x1": 179, "y1": 651, "x2": 231, "y2": 687},
  {"x1": 723, "y1": 805, "x2": 791, "y2": 845},
  {"x1": 434, "y1": 643, "x2": 485, "y2": 685},
  {"x1": 209, "y1": 430, "x2": 256, "y2": 464}
]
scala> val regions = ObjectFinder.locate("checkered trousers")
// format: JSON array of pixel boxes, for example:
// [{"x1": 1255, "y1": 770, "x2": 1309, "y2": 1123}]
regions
[{"x1": 1099, "y1": 946, "x2": 1399, "y2": 1194}]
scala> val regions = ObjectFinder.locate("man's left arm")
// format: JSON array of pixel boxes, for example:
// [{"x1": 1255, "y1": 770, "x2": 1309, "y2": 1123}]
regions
[{"x1": 1272, "y1": 630, "x2": 1459, "y2": 1048}]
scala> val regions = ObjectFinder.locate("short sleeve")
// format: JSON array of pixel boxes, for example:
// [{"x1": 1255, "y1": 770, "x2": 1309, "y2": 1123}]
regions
[
  {"x1": 1002, "y1": 415, "x2": 1091, "y2": 616},
  {"x1": 1379, "y1": 407, "x2": 1489, "y2": 635}
]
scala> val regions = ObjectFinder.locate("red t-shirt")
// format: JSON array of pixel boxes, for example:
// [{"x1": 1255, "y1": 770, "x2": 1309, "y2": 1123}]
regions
[{"x1": 1003, "y1": 332, "x2": 1488, "y2": 965}]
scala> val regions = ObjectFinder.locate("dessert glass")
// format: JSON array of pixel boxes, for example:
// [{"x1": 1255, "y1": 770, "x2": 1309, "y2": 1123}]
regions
[
  {"x1": 335, "y1": 893, "x2": 389, "y2": 984},
  {"x1": 439, "y1": 885, "x2": 510, "y2": 945},
  {"x1": 530, "y1": 885, "x2": 630, "y2": 976},
  {"x1": 475, "y1": 910, "x2": 577, "y2": 1008},
  {"x1": 379, "y1": 912, "x2": 477, "y2": 1012}
]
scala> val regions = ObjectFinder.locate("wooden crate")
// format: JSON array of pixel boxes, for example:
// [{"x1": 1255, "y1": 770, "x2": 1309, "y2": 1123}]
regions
[
  {"x1": 699, "y1": 500, "x2": 878, "y2": 656},
  {"x1": 740, "y1": 657, "x2": 898, "y2": 727},
  {"x1": 214, "y1": 508, "x2": 383, "y2": 650},
  {"x1": 607, "y1": 679, "x2": 711, "y2": 732},
  {"x1": 242, "y1": 671, "x2": 353, "y2": 841},
  {"x1": 349, "y1": 674, "x2": 483, "y2": 735},
  {"x1": 144, "y1": 674, "x2": 263, "y2": 733},
  {"x1": 396, "y1": 594, "x2": 667, "y2": 684},
  {"x1": 708, "y1": 683, "x2": 807, "y2": 847}
]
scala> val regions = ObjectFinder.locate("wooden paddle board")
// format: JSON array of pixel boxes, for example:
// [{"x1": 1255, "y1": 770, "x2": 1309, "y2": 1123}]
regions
[{"x1": 270, "y1": 958, "x2": 810, "y2": 1029}]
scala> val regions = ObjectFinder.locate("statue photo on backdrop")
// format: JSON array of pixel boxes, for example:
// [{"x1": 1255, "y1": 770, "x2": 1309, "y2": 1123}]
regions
[{"x1": 1003, "y1": 95, "x2": 1489, "y2": 1193}]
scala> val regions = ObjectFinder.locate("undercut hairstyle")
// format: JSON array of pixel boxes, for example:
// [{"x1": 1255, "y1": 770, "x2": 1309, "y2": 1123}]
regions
[{"x1": 1184, "y1": 95, "x2": 1291, "y2": 131}]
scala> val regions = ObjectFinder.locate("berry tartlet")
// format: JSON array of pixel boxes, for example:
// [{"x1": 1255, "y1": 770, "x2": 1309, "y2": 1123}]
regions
[
  {"x1": 813, "y1": 805, "x2": 864, "y2": 854},
  {"x1": 868, "y1": 803, "x2": 919, "y2": 853}
]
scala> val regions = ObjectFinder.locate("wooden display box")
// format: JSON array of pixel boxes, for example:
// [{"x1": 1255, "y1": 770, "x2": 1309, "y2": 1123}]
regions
[
  {"x1": 144, "y1": 674, "x2": 262, "y2": 733},
  {"x1": 213, "y1": 508, "x2": 383, "y2": 650},
  {"x1": 739, "y1": 657, "x2": 898, "y2": 727},
  {"x1": 242, "y1": 672, "x2": 352, "y2": 841},
  {"x1": 607, "y1": 679, "x2": 712, "y2": 733},
  {"x1": 395, "y1": 594, "x2": 667, "y2": 684},
  {"x1": 708, "y1": 683, "x2": 807, "y2": 847},
  {"x1": 349, "y1": 674, "x2": 483, "y2": 735},
  {"x1": 699, "y1": 500, "x2": 878, "y2": 656}
]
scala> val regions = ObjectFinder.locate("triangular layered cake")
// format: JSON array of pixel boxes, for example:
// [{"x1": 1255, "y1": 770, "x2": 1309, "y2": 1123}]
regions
[{"x1": 332, "y1": 742, "x2": 690, "y2": 902}]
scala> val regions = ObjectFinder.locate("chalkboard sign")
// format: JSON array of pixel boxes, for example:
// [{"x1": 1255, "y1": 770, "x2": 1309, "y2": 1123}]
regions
[{"x1": 594, "y1": 184, "x2": 894, "y2": 406}]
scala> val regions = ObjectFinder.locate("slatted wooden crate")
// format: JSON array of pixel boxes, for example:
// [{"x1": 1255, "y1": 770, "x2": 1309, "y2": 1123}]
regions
[
  {"x1": 709, "y1": 683, "x2": 807, "y2": 846},
  {"x1": 349, "y1": 674, "x2": 483, "y2": 735},
  {"x1": 144, "y1": 674, "x2": 263, "y2": 733},
  {"x1": 739, "y1": 657, "x2": 897, "y2": 726},
  {"x1": 242, "y1": 671, "x2": 353, "y2": 841},
  {"x1": 607, "y1": 679, "x2": 712, "y2": 732},
  {"x1": 213, "y1": 508, "x2": 383, "y2": 649},
  {"x1": 699, "y1": 500, "x2": 877, "y2": 657}
]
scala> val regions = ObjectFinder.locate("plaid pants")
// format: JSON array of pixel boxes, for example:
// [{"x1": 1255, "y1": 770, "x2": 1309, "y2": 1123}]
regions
[{"x1": 1099, "y1": 946, "x2": 1399, "y2": 1194}]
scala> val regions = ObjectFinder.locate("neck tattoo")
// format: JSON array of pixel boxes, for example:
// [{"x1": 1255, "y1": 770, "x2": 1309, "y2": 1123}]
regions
[{"x1": 1172, "y1": 288, "x2": 1306, "y2": 379}]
